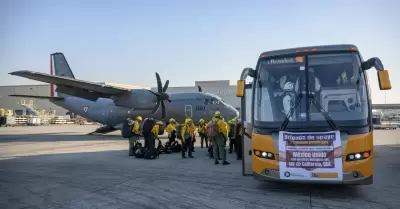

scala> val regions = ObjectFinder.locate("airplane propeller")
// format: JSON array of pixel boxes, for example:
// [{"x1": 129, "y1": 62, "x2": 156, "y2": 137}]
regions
[{"x1": 148, "y1": 72, "x2": 171, "y2": 119}]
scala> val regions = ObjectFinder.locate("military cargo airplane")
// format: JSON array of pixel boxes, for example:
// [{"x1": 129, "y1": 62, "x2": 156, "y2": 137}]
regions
[{"x1": 8, "y1": 53, "x2": 239, "y2": 134}]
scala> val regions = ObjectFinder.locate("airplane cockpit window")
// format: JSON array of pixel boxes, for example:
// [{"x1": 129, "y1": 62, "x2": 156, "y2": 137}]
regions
[{"x1": 205, "y1": 98, "x2": 220, "y2": 105}]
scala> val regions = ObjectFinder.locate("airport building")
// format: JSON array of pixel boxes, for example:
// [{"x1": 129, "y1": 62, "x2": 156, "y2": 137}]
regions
[{"x1": 0, "y1": 80, "x2": 239, "y2": 116}]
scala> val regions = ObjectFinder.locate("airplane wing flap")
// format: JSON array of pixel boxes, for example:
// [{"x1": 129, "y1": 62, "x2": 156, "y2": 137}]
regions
[
  {"x1": 8, "y1": 94, "x2": 64, "y2": 101},
  {"x1": 9, "y1": 71, "x2": 129, "y2": 95}
]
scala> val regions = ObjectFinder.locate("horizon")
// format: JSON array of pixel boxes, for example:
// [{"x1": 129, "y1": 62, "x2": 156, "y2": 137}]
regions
[{"x1": 1, "y1": 0, "x2": 398, "y2": 103}]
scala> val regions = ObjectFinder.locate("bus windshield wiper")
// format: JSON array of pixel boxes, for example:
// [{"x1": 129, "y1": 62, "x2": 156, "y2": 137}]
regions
[
  {"x1": 308, "y1": 95, "x2": 339, "y2": 130},
  {"x1": 279, "y1": 93, "x2": 303, "y2": 131}
]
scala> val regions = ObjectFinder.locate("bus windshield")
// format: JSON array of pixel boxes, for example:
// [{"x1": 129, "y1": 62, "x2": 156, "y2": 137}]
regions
[{"x1": 254, "y1": 52, "x2": 369, "y2": 129}]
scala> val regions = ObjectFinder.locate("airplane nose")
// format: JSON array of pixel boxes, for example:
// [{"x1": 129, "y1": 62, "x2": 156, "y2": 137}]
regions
[
  {"x1": 225, "y1": 104, "x2": 239, "y2": 120},
  {"x1": 235, "y1": 108, "x2": 240, "y2": 118}
]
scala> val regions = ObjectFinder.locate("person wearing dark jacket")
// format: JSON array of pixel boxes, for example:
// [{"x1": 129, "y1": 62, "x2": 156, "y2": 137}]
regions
[{"x1": 235, "y1": 120, "x2": 243, "y2": 160}]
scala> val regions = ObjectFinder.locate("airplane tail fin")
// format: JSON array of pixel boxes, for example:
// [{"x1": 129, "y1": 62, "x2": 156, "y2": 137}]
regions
[{"x1": 50, "y1": 53, "x2": 75, "y2": 97}]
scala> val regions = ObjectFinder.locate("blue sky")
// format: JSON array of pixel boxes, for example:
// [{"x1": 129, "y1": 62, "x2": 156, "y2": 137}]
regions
[{"x1": 0, "y1": 0, "x2": 399, "y2": 103}]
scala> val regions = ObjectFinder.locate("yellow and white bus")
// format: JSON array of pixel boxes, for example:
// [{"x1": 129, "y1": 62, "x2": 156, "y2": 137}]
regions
[{"x1": 236, "y1": 45, "x2": 391, "y2": 184}]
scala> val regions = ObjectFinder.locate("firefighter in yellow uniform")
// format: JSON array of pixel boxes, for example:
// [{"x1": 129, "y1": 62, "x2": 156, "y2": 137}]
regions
[
  {"x1": 165, "y1": 118, "x2": 178, "y2": 143},
  {"x1": 198, "y1": 119, "x2": 207, "y2": 148},
  {"x1": 152, "y1": 121, "x2": 163, "y2": 137},
  {"x1": 151, "y1": 121, "x2": 163, "y2": 149},
  {"x1": 206, "y1": 111, "x2": 230, "y2": 165},
  {"x1": 181, "y1": 118, "x2": 195, "y2": 158},
  {"x1": 129, "y1": 116, "x2": 142, "y2": 156}
]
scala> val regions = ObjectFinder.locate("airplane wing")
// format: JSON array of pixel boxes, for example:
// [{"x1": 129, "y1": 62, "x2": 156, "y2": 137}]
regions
[
  {"x1": 9, "y1": 71, "x2": 130, "y2": 99},
  {"x1": 8, "y1": 94, "x2": 64, "y2": 101}
]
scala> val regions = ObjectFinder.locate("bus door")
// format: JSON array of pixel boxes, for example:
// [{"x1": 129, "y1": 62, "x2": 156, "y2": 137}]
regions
[{"x1": 242, "y1": 84, "x2": 253, "y2": 176}]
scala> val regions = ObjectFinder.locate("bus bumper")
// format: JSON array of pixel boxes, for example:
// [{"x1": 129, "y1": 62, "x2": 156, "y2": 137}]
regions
[{"x1": 254, "y1": 170, "x2": 373, "y2": 185}]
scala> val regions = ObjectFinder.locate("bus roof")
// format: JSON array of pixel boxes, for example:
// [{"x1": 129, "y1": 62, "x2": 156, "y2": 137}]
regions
[{"x1": 259, "y1": 44, "x2": 358, "y2": 58}]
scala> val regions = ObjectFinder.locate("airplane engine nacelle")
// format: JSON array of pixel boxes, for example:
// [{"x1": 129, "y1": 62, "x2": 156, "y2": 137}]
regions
[{"x1": 112, "y1": 90, "x2": 158, "y2": 110}]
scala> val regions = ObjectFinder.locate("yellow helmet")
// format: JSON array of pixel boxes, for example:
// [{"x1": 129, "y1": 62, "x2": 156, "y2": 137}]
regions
[
  {"x1": 136, "y1": 116, "x2": 142, "y2": 121},
  {"x1": 199, "y1": 119, "x2": 204, "y2": 123},
  {"x1": 185, "y1": 118, "x2": 192, "y2": 124},
  {"x1": 169, "y1": 118, "x2": 175, "y2": 122},
  {"x1": 156, "y1": 121, "x2": 163, "y2": 125},
  {"x1": 214, "y1": 111, "x2": 221, "y2": 117}
]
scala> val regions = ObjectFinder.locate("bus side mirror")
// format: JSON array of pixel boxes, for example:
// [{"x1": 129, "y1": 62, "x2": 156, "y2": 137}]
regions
[
  {"x1": 236, "y1": 80, "x2": 245, "y2": 97},
  {"x1": 377, "y1": 70, "x2": 391, "y2": 90},
  {"x1": 361, "y1": 57, "x2": 391, "y2": 90}
]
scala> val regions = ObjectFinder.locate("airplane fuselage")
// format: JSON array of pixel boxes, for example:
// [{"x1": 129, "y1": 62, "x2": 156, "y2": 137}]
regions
[{"x1": 51, "y1": 92, "x2": 239, "y2": 128}]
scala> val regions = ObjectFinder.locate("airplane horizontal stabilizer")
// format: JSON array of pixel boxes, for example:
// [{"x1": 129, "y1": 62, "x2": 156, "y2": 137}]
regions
[
  {"x1": 8, "y1": 94, "x2": 64, "y2": 101},
  {"x1": 9, "y1": 70, "x2": 130, "y2": 96}
]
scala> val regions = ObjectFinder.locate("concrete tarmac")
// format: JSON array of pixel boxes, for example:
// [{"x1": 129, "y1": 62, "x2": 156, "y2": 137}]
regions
[{"x1": 0, "y1": 125, "x2": 399, "y2": 209}]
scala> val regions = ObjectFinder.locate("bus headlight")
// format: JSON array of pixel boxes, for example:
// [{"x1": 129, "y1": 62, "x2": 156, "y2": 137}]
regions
[
  {"x1": 254, "y1": 150, "x2": 275, "y2": 160},
  {"x1": 346, "y1": 151, "x2": 370, "y2": 161}
]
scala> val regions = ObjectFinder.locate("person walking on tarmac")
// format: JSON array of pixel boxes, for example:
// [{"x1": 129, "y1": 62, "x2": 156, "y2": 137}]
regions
[
  {"x1": 181, "y1": 118, "x2": 195, "y2": 158},
  {"x1": 165, "y1": 118, "x2": 178, "y2": 144},
  {"x1": 206, "y1": 111, "x2": 230, "y2": 165},
  {"x1": 129, "y1": 116, "x2": 142, "y2": 156},
  {"x1": 198, "y1": 119, "x2": 208, "y2": 148},
  {"x1": 228, "y1": 118, "x2": 237, "y2": 154}
]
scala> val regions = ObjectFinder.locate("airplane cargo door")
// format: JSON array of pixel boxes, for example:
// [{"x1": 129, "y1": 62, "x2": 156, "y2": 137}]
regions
[
  {"x1": 242, "y1": 84, "x2": 253, "y2": 176},
  {"x1": 185, "y1": 105, "x2": 192, "y2": 118}
]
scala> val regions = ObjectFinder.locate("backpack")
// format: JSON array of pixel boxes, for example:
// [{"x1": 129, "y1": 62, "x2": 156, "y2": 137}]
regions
[
  {"x1": 156, "y1": 138, "x2": 165, "y2": 152},
  {"x1": 160, "y1": 141, "x2": 172, "y2": 154},
  {"x1": 170, "y1": 141, "x2": 182, "y2": 152},
  {"x1": 144, "y1": 147, "x2": 159, "y2": 159},
  {"x1": 142, "y1": 118, "x2": 156, "y2": 136},
  {"x1": 121, "y1": 120, "x2": 133, "y2": 138},
  {"x1": 206, "y1": 119, "x2": 220, "y2": 137},
  {"x1": 228, "y1": 124, "x2": 235, "y2": 138},
  {"x1": 135, "y1": 147, "x2": 146, "y2": 158}
]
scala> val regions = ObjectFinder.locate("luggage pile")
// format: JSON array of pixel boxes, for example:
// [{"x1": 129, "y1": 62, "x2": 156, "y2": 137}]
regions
[{"x1": 122, "y1": 117, "x2": 186, "y2": 160}]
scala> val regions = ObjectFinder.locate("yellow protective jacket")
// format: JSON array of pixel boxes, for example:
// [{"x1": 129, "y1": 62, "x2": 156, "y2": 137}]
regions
[
  {"x1": 197, "y1": 123, "x2": 205, "y2": 134},
  {"x1": 165, "y1": 123, "x2": 177, "y2": 133},
  {"x1": 152, "y1": 124, "x2": 160, "y2": 137},
  {"x1": 206, "y1": 117, "x2": 227, "y2": 138},
  {"x1": 181, "y1": 123, "x2": 196, "y2": 142},
  {"x1": 224, "y1": 121, "x2": 229, "y2": 137},
  {"x1": 131, "y1": 120, "x2": 141, "y2": 134}
]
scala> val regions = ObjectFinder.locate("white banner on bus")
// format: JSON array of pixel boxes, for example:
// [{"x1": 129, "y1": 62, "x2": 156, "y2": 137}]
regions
[{"x1": 278, "y1": 131, "x2": 343, "y2": 181}]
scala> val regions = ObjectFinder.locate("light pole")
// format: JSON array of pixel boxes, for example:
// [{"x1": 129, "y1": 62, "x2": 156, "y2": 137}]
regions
[{"x1": 385, "y1": 91, "x2": 387, "y2": 104}]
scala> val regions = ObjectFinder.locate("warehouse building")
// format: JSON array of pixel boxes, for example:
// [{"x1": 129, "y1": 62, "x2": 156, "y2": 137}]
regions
[
  {"x1": 0, "y1": 84, "x2": 67, "y2": 115},
  {"x1": 0, "y1": 80, "x2": 240, "y2": 116}
]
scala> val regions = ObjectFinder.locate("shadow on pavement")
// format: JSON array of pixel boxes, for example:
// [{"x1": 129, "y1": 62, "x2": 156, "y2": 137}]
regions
[{"x1": 1, "y1": 142, "x2": 399, "y2": 208}]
